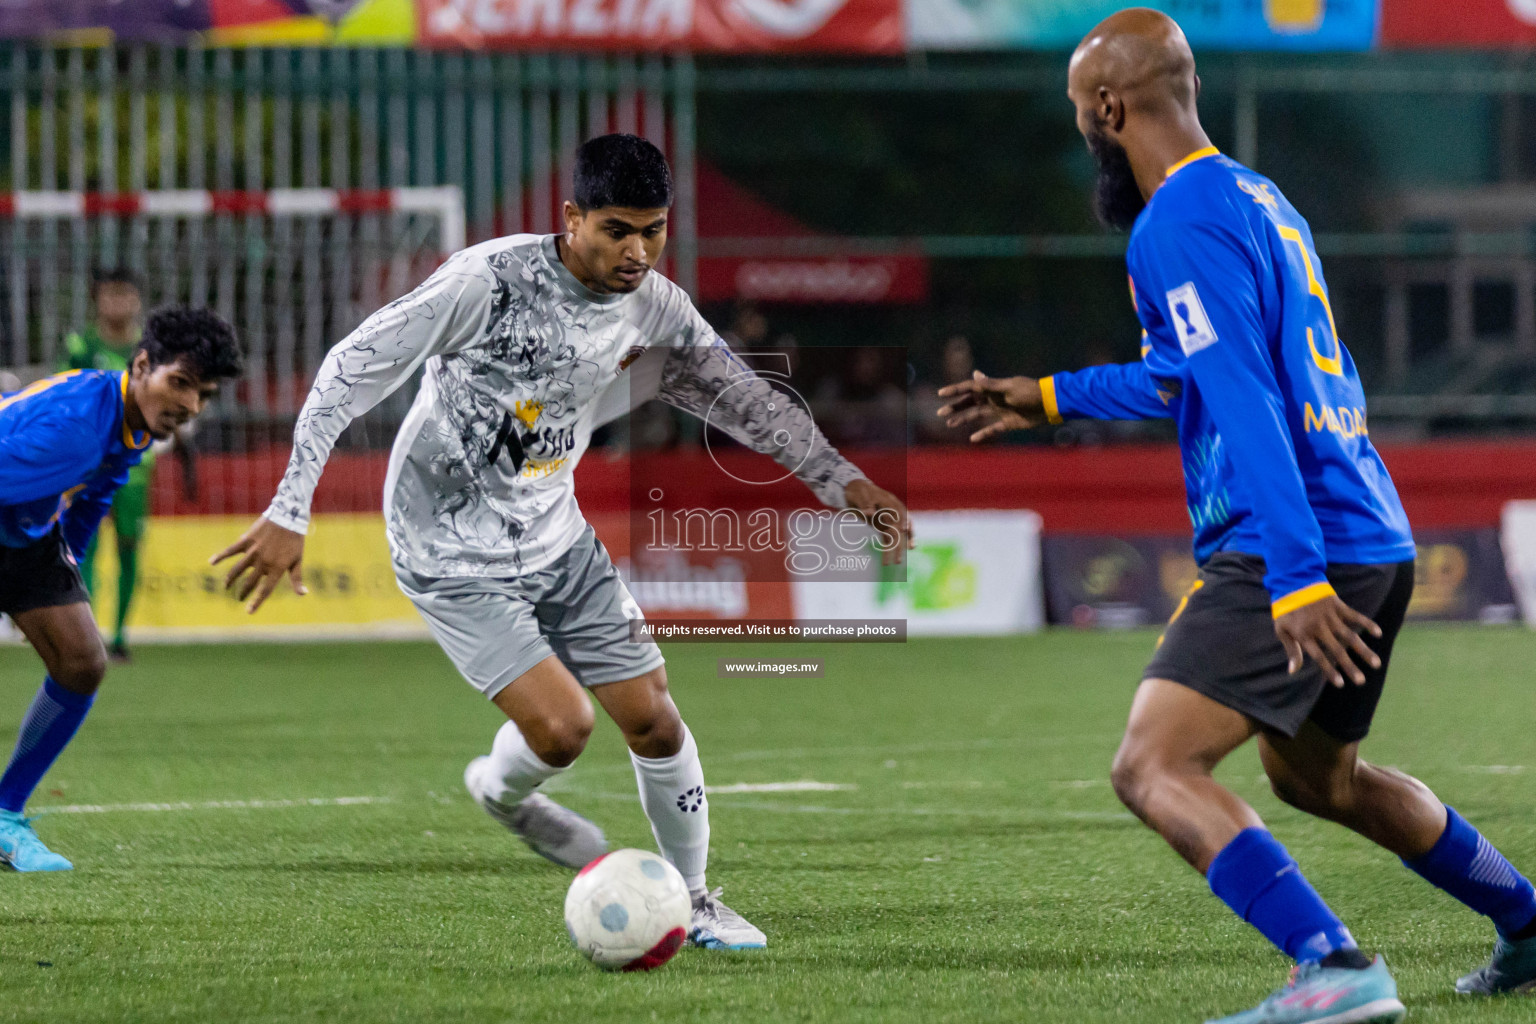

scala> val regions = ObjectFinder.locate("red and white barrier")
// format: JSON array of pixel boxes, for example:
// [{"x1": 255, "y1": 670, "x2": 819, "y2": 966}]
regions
[{"x1": 0, "y1": 186, "x2": 466, "y2": 252}]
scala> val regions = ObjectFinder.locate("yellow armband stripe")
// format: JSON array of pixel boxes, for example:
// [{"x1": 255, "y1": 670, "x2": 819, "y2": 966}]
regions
[
  {"x1": 1040, "y1": 376, "x2": 1063, "y2": 425},
  {"x1": 1271, "y1": 581, "x2": 1336, "y2": 619}
]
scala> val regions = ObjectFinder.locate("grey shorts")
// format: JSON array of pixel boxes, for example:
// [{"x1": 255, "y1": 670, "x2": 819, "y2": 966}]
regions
[{"x1": 396, "y1": 526, "x2": 665, "y2": 699}]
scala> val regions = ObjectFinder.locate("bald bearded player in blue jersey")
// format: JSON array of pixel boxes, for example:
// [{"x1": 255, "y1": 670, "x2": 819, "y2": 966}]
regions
[{"x1": 940, "y1": 9, "x2": 1536, "y2": 1023}]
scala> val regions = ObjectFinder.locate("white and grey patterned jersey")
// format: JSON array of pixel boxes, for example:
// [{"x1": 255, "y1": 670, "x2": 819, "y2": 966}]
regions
[{"x1": 265, "y1": 234, "x2": 866, "y2": 578}]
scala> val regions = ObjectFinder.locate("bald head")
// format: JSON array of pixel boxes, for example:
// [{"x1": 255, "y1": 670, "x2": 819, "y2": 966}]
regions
[
  {"x1": 1069, "y1": 7, "x2": 1197, "y2": 118},
  {"x1": 1066, "y1": 7, "x2": 1211, "y2": 229}
]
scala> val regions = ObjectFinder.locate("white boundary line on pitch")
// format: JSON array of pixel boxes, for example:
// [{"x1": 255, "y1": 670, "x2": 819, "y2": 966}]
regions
[
  {"x1": 571, "y1": 733, "x2": 1125, "y2": 776},
  {"x1": 703, "y1": 792, "x2": 860, "y2": 798},
  {"x1": 27, "y1": 789, "x2": 1136, "y2": 824},
  {"x1": 560, "y1": 788, "x2": 1136, "y2": 822},
  {"x1": 33, "y1": 796, "x2": 392, "y2": 815}
]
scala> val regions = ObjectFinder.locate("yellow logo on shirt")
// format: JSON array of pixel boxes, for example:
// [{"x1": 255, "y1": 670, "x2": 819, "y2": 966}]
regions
[
  {"x1": 521, "y1": 457, "x2": 568, "y2": 480},
  {"x1": 1303, "y1": 402, "x2": 1368, "y2": 438},
  {"x1": 513, "y1": 400, "x2": 543, "y2": 430},
  {"x1": 1238, "y1": 180, "x2": 1279, "y2": 210}
]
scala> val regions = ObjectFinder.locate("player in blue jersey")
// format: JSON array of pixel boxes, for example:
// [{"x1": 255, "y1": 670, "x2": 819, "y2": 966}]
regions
[
  {"x1": 0, "y1": 307, "x2": 241, "y2": 872},
  {"x1": 940, "y1": 9, "x2": 1536, "y2": 1022}
]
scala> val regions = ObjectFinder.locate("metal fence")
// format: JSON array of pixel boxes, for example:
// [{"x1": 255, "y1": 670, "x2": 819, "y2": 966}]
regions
[{"x1": 0, "y1": 44, "x2": 698, "y2": 367}]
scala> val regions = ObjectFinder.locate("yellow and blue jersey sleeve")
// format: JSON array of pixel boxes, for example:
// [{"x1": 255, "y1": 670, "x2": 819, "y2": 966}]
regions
[{"x1": 1044, "y1": 361, "x2": 1171, "y2": 425}]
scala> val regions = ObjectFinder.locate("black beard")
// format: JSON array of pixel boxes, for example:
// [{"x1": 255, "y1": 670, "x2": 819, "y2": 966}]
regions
[{"x1": 1087, "y1": 127, "x2": 1146, "y2": 232}]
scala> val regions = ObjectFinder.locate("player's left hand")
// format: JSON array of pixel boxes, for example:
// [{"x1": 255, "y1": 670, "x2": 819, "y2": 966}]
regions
[
  {"x1": 844, "y1": 478, "x2": 913, "y2": 566},
  {"x1": 1274, "y1": 595, "x2": 1382, "y2": 688},
  {"x1": 936, "y1": 371, "x2": 1045, "y2": 442},
  {"x1": 210, "y1": 516, "x2": 309, "y2": 614}
]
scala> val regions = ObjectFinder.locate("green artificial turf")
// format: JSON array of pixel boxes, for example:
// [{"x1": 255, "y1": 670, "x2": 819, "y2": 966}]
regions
[{"x1": 0, "y1": 628, "x2": 1533, "y2": 1023}]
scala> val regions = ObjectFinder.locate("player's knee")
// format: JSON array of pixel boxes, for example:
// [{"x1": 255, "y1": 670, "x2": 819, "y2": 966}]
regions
[
  {"x1": 624, "y1": 701, "x2": 684, "y2": 760},
  {"x1": 1110, "y1": 746, "x2": 1155, "y2": 814},
  {"x1": 526, "y1": 704, "x2": 594, "y2": 767},
  {"x1": 1266, "y1": 770, "x2": 1308, "y2": 811},
  {"x1": 52, "y1": 645, "x2": 106, "y2": 695},
  {"x1": 1111, "y1": 740, "x2": 1199, "y2": 817},
  {"x1": 1267, "y1": 768, "x2": 1352, "y2": 818}
]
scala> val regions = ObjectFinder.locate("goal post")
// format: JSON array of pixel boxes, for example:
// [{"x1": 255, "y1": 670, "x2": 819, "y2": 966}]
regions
[{"x1": 0, "y1": 185, "x2": 465, "y2": 373}]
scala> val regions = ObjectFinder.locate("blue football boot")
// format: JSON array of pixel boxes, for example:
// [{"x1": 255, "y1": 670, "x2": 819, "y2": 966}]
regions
[
  {"x1": 0, "y1": 810, "x2": 72, "y2": 872},
  {"x1": 1205, "y1": 955, "x2": 1405, "y2": 1024}
]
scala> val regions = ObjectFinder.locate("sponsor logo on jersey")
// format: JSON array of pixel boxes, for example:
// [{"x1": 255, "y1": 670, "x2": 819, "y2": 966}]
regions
[
  {"x1": 1165, "y1": 282, "x2": 1219, "y2": 356},
  {"x1": 1303, "y1": 402, "x2": 1369, "y2": 438},
  {"x1": 513, "y1": 400, "x2": 543, "y2": 430},
  {"x1": 1237, "y1": 179, "x2": 1280, "y2": 210}
]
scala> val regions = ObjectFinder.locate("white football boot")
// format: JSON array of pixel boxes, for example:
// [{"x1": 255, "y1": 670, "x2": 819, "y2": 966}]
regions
[
  {"x1": 689, "y1": 887, "x2": 767, "y2": 950},
  {"x1": 463, "y1": 756, "x2": 607, "y2": 869}
]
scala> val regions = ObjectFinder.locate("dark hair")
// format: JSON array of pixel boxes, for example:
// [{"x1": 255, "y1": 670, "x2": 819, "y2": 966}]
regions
[
  {"x1": 92, "y1": 266, "x2": 138, "y2": 296},
  {"x1": 139, "y1": 306, "x2": 244, "y2": 382},
  {"x1": 573, "y1": 133, "x2": 672, "y2": 211}
]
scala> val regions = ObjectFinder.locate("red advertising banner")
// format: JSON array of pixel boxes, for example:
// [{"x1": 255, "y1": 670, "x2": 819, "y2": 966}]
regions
[
  {"x1": 695, "y1": 163, "x2": 929, "y2": 303},
  {"x1": 696, "y1": 256, "x2": 928, "y2": 303},
  {"x1": 1381, "y1": 0, "x2": 1536, "y2": 47},
  {"x1": 416, "y1": 0, "x2": 901, "y2": 52}
]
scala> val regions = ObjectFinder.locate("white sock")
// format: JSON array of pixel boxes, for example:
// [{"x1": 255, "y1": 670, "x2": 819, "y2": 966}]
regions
[
  {"x1": 481, "y1": 720, "x2": 564, "y2": 805},
  {"x1": 631, "y1": 723, "x2": 709, "y2": 896}
]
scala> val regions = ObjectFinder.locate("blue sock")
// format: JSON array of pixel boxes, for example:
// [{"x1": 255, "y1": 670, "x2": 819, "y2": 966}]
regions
[
  {"x1": 0, "y1": 677, "x2": 94, "y2": 813},
  {"x1": 1405, "y1": 806, "x2": 1536, "y2": 939},
  {"x1": 1208, "y1": 827, "x2": 1357, "y2": 963}
]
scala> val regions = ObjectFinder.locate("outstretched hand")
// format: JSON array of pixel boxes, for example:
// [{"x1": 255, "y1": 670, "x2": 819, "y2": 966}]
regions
[
  {"x1": 1274, "y1": 595, "x2": 1383, "y2": 688},
  {"x1": 936, "y1": 371, "x2": 1047, "y2": 442},
  {"x1": 844, "y1": 478, "x2": 913, "y2": 566},
  {"x1": 210, "y1": 516, "x2": 308, "y2": 614}
]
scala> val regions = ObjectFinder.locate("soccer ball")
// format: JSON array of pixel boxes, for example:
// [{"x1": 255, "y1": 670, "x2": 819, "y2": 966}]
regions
[{"x1": 564, "y1": 848, "x2": 691, "y2": 971}]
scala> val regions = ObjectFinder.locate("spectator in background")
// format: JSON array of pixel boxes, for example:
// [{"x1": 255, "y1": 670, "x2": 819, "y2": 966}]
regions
[
  {"x1": 812, "y1": 346, "x2": 907, "y2": 447},
  {"x1": 722, "y1": 301, "x2": 770, "y2": 354},
  {"x1": 914, "y1": 335, "x2": 978, "y2": 443},
  {"x1": 62, "y1": 269, "x2": 196, "y2": 662},
  {"x1": 722, "y1": 300, "x2": 801, "y2": 384}
]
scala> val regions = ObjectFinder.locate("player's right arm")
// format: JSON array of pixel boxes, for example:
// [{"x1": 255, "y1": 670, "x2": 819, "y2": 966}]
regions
[
  {"x1": 212, "y1": 254, "x2": 495, "y2": 613},
  {"x1": 937, "y1": 361, "x2": 1170, "y2": 442}
]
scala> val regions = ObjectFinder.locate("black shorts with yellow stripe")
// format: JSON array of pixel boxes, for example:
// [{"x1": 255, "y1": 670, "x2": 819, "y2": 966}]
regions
[{"x1": 1143, "y1": 552, "x2": 1416, "y2": 743}]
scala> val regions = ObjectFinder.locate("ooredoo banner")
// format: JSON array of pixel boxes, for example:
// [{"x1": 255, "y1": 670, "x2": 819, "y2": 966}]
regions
[{"x1": 1381, "y1": 0, "x2": 1536, "y2": 47}]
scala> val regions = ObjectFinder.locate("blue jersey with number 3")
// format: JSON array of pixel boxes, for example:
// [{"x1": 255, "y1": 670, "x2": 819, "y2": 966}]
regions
[{"x1": 1048, "y1": 149, "x2": 1414, "y2": 613}]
